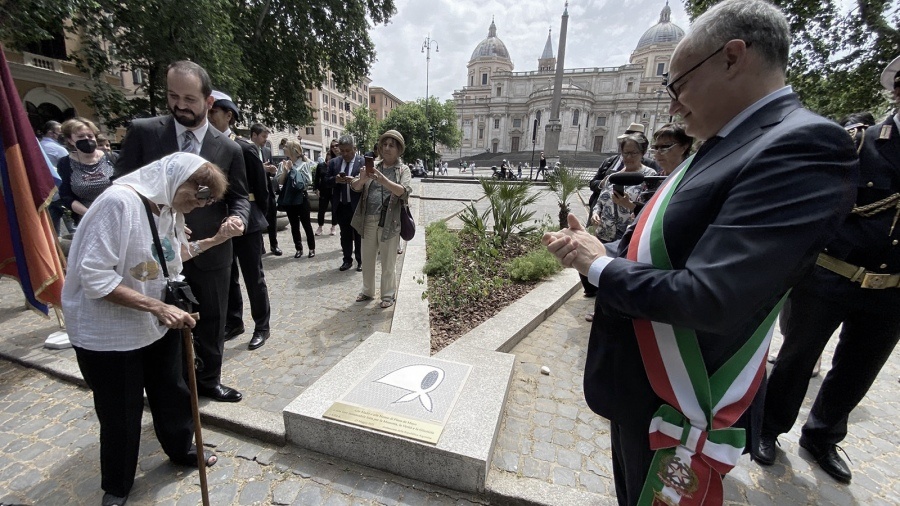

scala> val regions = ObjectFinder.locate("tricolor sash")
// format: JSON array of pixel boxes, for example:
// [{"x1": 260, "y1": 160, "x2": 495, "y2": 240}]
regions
[{"x1": 627, "y1": 155, "x2": 786, "y2": 505}]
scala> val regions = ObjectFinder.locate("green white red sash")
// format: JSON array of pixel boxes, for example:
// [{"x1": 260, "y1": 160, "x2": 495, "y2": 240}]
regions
[{"x1": 626, "y1": 155, "x2": 786, "y2": 505}]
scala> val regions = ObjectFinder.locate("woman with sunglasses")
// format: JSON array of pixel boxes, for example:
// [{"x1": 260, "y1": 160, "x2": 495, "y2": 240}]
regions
[
  {"x1": 62, "y1": 153, "x2": 235, "y2": 506},
  {"x1": 650, "y1": 123, "x2": 693, "y2": 177}
]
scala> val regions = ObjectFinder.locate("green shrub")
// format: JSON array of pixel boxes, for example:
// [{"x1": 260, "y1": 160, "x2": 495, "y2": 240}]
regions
[
  {"x1": 424, "y1": 221, "x2": 458, "y2": 276},
  {"x1": 506, "y1": 247, "x2": 562, "y2": 282}
]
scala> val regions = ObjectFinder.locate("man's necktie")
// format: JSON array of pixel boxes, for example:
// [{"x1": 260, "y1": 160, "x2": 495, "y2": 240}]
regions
[
  {"x1": 692, "y1": 135, "x2": 723, "y2": 165},
  {"x1": 342, "y1": 161, "x2": 351, "y2": 203},
  {"x1": 181, "y1": 131, "x2": 196, "y2": 154}
]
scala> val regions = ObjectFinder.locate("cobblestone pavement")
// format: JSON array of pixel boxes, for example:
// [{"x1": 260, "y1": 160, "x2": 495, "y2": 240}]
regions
[
  {"x1": 0, "y1": 360, "x2": 489, "y2": 506},
  {"x1": 492, "y1": 293, "x2": 900, "y2": 505}
]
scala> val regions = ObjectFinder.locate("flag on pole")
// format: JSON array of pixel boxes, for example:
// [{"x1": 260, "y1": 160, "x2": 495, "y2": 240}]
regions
[{"x1": 0, "y1": 46, "x2": 65, "y2": 315}]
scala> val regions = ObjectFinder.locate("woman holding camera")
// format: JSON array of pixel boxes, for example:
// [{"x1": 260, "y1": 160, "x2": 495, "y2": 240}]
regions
[
  {"x1": 590, "y1": 132, "x2": 657, "y2": 242},
  {"x1": 61, "y1": 153, "x2": 233, "y2": 506},
  {"x1": 278, "y1": 140, "x2": 316, "y2": 258},
  {"x1": 350, "y1": 130, "x2": 412, "y2": 308}
]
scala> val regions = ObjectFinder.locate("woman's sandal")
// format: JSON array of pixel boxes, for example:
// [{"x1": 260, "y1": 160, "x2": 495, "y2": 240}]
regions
[
  {"x1": 173, "y1": 446, "x2": 217, "y2": 468},
  {"x1": 380, "y1": 299, "x2": 395, "y2": 309},
  {"x1": 356, "y1": 294, "x2": 373, "y2": 302}
]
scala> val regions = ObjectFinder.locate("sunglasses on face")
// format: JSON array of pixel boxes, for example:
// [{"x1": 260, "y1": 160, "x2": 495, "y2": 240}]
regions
[
  {"x1": 196, "y1": 186, "x2": 215, "y2": 205},
  {"x1": 650, "y1": 143, "x2": 677, "y2": 153}
]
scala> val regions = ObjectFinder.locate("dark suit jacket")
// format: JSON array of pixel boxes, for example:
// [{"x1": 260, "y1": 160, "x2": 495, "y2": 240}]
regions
[
  {"x1": 235, "y1": 137, "x2": 270, "y2": 234},
  {"x1": 584, "y1": 94, "x2": 858, "y2": 431},
  {"x1": 114, "y1": 116, "x2": 250, "y2": 271},
  {"x1": 326, "y1": 154, "x2": 363, "y2": 210}
]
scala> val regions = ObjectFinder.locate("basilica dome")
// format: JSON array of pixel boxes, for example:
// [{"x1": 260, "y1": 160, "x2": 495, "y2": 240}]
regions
[
  {"x1": 470, "y1": 20, "x2": 512, "y2": 62},
  {"x1": 635, "y1": 2, "x2": 684, "y2": 51}
]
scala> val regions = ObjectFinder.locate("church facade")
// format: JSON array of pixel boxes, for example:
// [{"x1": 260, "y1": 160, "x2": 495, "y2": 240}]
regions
[{"x1": 452, "y1": 3, "x2": 684, "y2": 158}]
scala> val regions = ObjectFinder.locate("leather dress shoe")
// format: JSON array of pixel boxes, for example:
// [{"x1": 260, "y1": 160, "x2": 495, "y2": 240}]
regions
[
  {"x1": 339, "y1": 261, "x2": 352, "y2": 271},
  {"x1": 222, "y1": 323, "x2": 245, "y2": 341},
  {"x1": 271, "y1": 246, "x2": 283, "y2": 256},
  {"x1": 799, "y1": 436, "x2": 852, "y2": 483},
  {"x1": 248, "y1": 330, "x2": 269, "y2": 350},
  {"x1": 198, "y1": 384, "x2": 242, "y2": 403},
  {"x1": 102, "y1": 492, "x2": 128, "y2": 506},
  {"x1": 294, "y1": 250, "x2": 304, "y2": 258},
  {"x1": 356, "y1": 263, "x2": 362, "y2": 272},
  {"x1": 754, "y1": 433, "x2": 778, "y2": 466}
]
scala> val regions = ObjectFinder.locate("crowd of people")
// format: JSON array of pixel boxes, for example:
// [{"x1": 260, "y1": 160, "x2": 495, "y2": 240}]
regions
[{"x1": 34, "y1": 0, "x2": 900, "y2": 503}]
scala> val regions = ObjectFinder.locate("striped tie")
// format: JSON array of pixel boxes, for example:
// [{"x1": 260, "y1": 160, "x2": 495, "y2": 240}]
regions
[{"x1": 181, "y1": 131, "x2": 196, "y2": 153}]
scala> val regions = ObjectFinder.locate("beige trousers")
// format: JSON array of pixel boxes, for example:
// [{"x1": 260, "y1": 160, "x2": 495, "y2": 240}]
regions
[{"x1": 361, "y1": 215, "x2": 401, "y2": 301}]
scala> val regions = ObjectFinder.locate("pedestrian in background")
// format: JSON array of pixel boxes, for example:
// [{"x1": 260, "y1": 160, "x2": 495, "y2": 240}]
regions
[
  {"x1": 58, "y1": 117, "x2": 115, "y2": 226},
  {"x1": 278, "y1": 139, "x2": 316, "y2": 259}
]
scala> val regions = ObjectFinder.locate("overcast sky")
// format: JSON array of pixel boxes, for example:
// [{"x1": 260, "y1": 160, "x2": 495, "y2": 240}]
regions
[{"x1": 367, "y1": 0, "x2": 691, "y2": 103}]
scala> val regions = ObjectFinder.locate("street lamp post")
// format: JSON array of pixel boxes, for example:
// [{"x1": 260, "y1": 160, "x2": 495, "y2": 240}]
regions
[
  {"x1": 573, "y1": 123, "x2": 581, "y2": 168},
  {"x1": 422, "y1": 35, "x2": 439, "y2": 178}
]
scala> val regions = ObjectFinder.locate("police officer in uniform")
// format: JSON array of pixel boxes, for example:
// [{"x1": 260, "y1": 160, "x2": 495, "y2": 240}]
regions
[{"x1": 755, "y1": 55, "x2": 900, "y2": 484}]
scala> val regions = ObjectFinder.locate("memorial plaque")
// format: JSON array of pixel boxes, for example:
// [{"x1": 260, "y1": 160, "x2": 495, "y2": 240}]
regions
[{"x1": 323, "y1": 351, "x2": 472, "y2": 444}]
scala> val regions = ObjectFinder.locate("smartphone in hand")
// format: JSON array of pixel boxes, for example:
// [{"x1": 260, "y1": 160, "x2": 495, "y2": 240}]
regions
[
  {"x1": 364, "y1": 155, "x2": 375, "y2": 174},
  {"x1": 613, "y1": 184, "x2": 625, "y2": 197}
]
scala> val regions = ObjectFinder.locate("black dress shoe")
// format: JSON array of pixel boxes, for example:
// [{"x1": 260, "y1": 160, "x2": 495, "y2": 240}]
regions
[
  {"x1": 356, "y1": 263, "x2": 362, "y2": 272},
  {"x1": 248, "y1": 330, "x2": 269, "y2": 350},
  {"x1": 102, "y1": 492, "x2": 128, "y2": 506},
  {"x1": 339, "y1": 261, "x2": 352, "y2": 271},
  {"x1": 754, "y1": 433, "x2": 778, "y2": 466},
  {"x1": 197, "y1": 384, "x2": 243, "y2": 403},
  {"x1": 271, "y1": 246, "x2": 283, "y2": 256},
  {"x1": 799, "y1": 436, "x2": 852, "y2": 483},
  {"x1": 222, "y1": 323, "x2": 245, "y2": 341},
  {"x1": 294, "y1": 250, "x2": 304, "y2": 258}
]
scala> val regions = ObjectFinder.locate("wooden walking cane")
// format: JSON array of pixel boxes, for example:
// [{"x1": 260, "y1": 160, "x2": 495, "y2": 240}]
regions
[{"x1": 182, "y1": 313, "x2": 210, "y2": 506}]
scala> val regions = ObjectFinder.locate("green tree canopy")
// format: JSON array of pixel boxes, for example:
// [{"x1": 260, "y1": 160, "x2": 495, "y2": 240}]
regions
[
  {"x1": 344, "y1": 105, "x2": 381, "y2": 153},
  {"x1": 5, "y1": 0, "x2": 396, "y2": 129},
  {"x1": 683, "y1": 0, "x2": 899, "y2": 120},
  {"x1": 379, "y1": 97, "x2": 461, "y2": 168}
]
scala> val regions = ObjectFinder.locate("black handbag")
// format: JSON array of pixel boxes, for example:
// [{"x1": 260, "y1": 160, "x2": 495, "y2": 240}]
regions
[
  {"x1": 400, "y1": 203, "x2": 415, "y2": 241},
  {"x1": 139, "y1": 194, "x2": 203, "y2": 370}
]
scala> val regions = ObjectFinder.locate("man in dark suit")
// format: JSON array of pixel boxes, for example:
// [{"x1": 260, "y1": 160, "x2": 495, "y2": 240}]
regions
[
  {"x1": 755, "y1": 55, "x2": 900, "y2": 484},
  {"x1": 249, "y1": 124, "x2": 281, "y2": 256},
  {"x1": 543, "y1": 1, "x2": 857, "y2": 504},
  {"x1": 115, "y1": 61, "x2": 250, "y2": 403},
  {"x1": 206, "y1": 93, "x2": 273, "y2": 352},
  {"x1": 326, "y1": 134, "x2": 363, "y2": 272}
]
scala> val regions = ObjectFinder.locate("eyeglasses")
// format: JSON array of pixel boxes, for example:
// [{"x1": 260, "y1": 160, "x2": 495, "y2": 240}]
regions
[
  {"x1": 649, "y1": 143, "x2": 677, "y2": 154},
  {"x1": 663, "y1": 42, "x2": 741, "y2": 101},
  {"x1": 195, "y1": 186, "x2": 216, "y2": 205},
  {"x1": 621, "y1": 151, "x2": 642, "y2": 157}
]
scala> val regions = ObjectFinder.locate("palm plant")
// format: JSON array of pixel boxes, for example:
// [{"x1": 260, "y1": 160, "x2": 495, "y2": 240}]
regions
[
  {"x1": 545, "y1": 165, "x2": 588, "y2": 229},
  {"x1": 479, "y1": 178, "x2": 539, "y2": 245}
]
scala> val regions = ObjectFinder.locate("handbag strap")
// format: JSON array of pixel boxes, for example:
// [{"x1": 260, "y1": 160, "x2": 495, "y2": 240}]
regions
[{"x1": 138, "y1": 193, "x2": 171, "y2": 280}]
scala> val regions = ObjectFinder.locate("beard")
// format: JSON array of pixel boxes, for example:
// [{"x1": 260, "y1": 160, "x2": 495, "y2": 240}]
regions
[{"x1": 171, "y1": 104, "x2": 207, "y2": 128}]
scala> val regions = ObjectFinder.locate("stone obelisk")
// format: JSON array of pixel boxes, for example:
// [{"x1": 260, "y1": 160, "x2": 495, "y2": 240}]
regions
[{"x1": 544, "y1": 2, "x2": 569, "y2": 166}]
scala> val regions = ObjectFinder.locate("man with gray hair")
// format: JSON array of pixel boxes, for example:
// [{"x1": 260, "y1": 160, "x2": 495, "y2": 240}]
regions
[
  {"x1": 542, "y1": 0, "x2": 857, "y2": 503},
  {"x1": 326, "y1": 134, "x2": 363, "y2": 271}
]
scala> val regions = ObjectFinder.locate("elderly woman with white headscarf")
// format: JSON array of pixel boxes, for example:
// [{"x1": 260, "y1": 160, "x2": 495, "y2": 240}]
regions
[{"x1": 61, "y1": 153, "x2": 234, "y2": 506}]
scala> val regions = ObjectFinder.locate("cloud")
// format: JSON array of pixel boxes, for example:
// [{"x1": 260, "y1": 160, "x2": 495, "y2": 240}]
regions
[{"x1": 368, "y1": 0, "x2": 690, "y2": 103}]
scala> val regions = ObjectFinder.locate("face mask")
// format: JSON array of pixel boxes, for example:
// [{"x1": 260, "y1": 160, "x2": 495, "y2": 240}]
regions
[{"x1": 75, "y1": 139, "x2": 97, "y2": 154}]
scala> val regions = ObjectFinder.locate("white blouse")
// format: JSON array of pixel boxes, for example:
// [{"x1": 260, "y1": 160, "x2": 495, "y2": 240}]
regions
[{"x1": 62, "y1": 185, "x2": 182, "y2": 351}]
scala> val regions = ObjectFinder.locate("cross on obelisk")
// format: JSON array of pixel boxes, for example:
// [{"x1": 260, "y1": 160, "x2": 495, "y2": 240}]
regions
[{"x1": 543, "y1": 1, "x2": 569, "y2": 167}]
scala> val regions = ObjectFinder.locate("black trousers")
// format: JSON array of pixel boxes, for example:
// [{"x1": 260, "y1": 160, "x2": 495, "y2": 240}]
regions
[
  {"x1": 609, "y1": 420, "x2": 654, "y2": 506},
  {"x1": 266, "y1": 177, "x2": 279, "y2": 249},
  {"x1": 226, "y1": 229, "x2": 271, "y2": 332},
  {"x1": 285, "y1": 201, "x2": 315, "y2": 251},
  {"x1": 317, "y1": 188, "x2": 334, "y2": 227},
  {"x1": 763, "y1": 267, "x2": 900, "y2": 445},
  {"x1": 182, "y1": 261, "x2": 230, "y2": 389},
  {"x1": 335, "y1": 201, "x2": 361, "y2": 264},
  {"x1": 74, "y1": 331, "x2": 193, "y2": 497}
]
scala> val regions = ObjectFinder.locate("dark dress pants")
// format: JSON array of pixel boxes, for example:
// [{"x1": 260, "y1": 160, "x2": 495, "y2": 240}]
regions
[
  {"x1": 317, "y1": 188, "x2": 334, "y2": 227},
  {"x1": 182, "y1": 261, "x2": 230, "y2": 389},
  {"x1": 266, "y1": 176, "x2": 279, "y2": 249},
  {"x1": 285, "y1": 201, "x2": 316, "y2": 251},
  {"x1": 74, "y1": 331, "x2": 193, "y2": 497},
  {"x1": 226, "y1": 230, "x2": 271, "y2": 332},
  {"x1": 763, "y1": 268, "x2": 900, "y2": 445},
  {"x1": 335, "y1": 201, "x2": 361, "y2": 264}
]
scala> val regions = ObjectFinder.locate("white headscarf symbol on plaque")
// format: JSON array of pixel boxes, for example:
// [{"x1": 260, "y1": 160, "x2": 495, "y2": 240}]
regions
[{"x1": 375, "y1": 365, "x2": 445, "y2": 412}]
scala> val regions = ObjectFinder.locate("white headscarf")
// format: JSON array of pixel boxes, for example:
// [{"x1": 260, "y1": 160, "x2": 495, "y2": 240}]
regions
[{"x1": 114, "y1": 153, "x2": 208, "y2": 277}]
